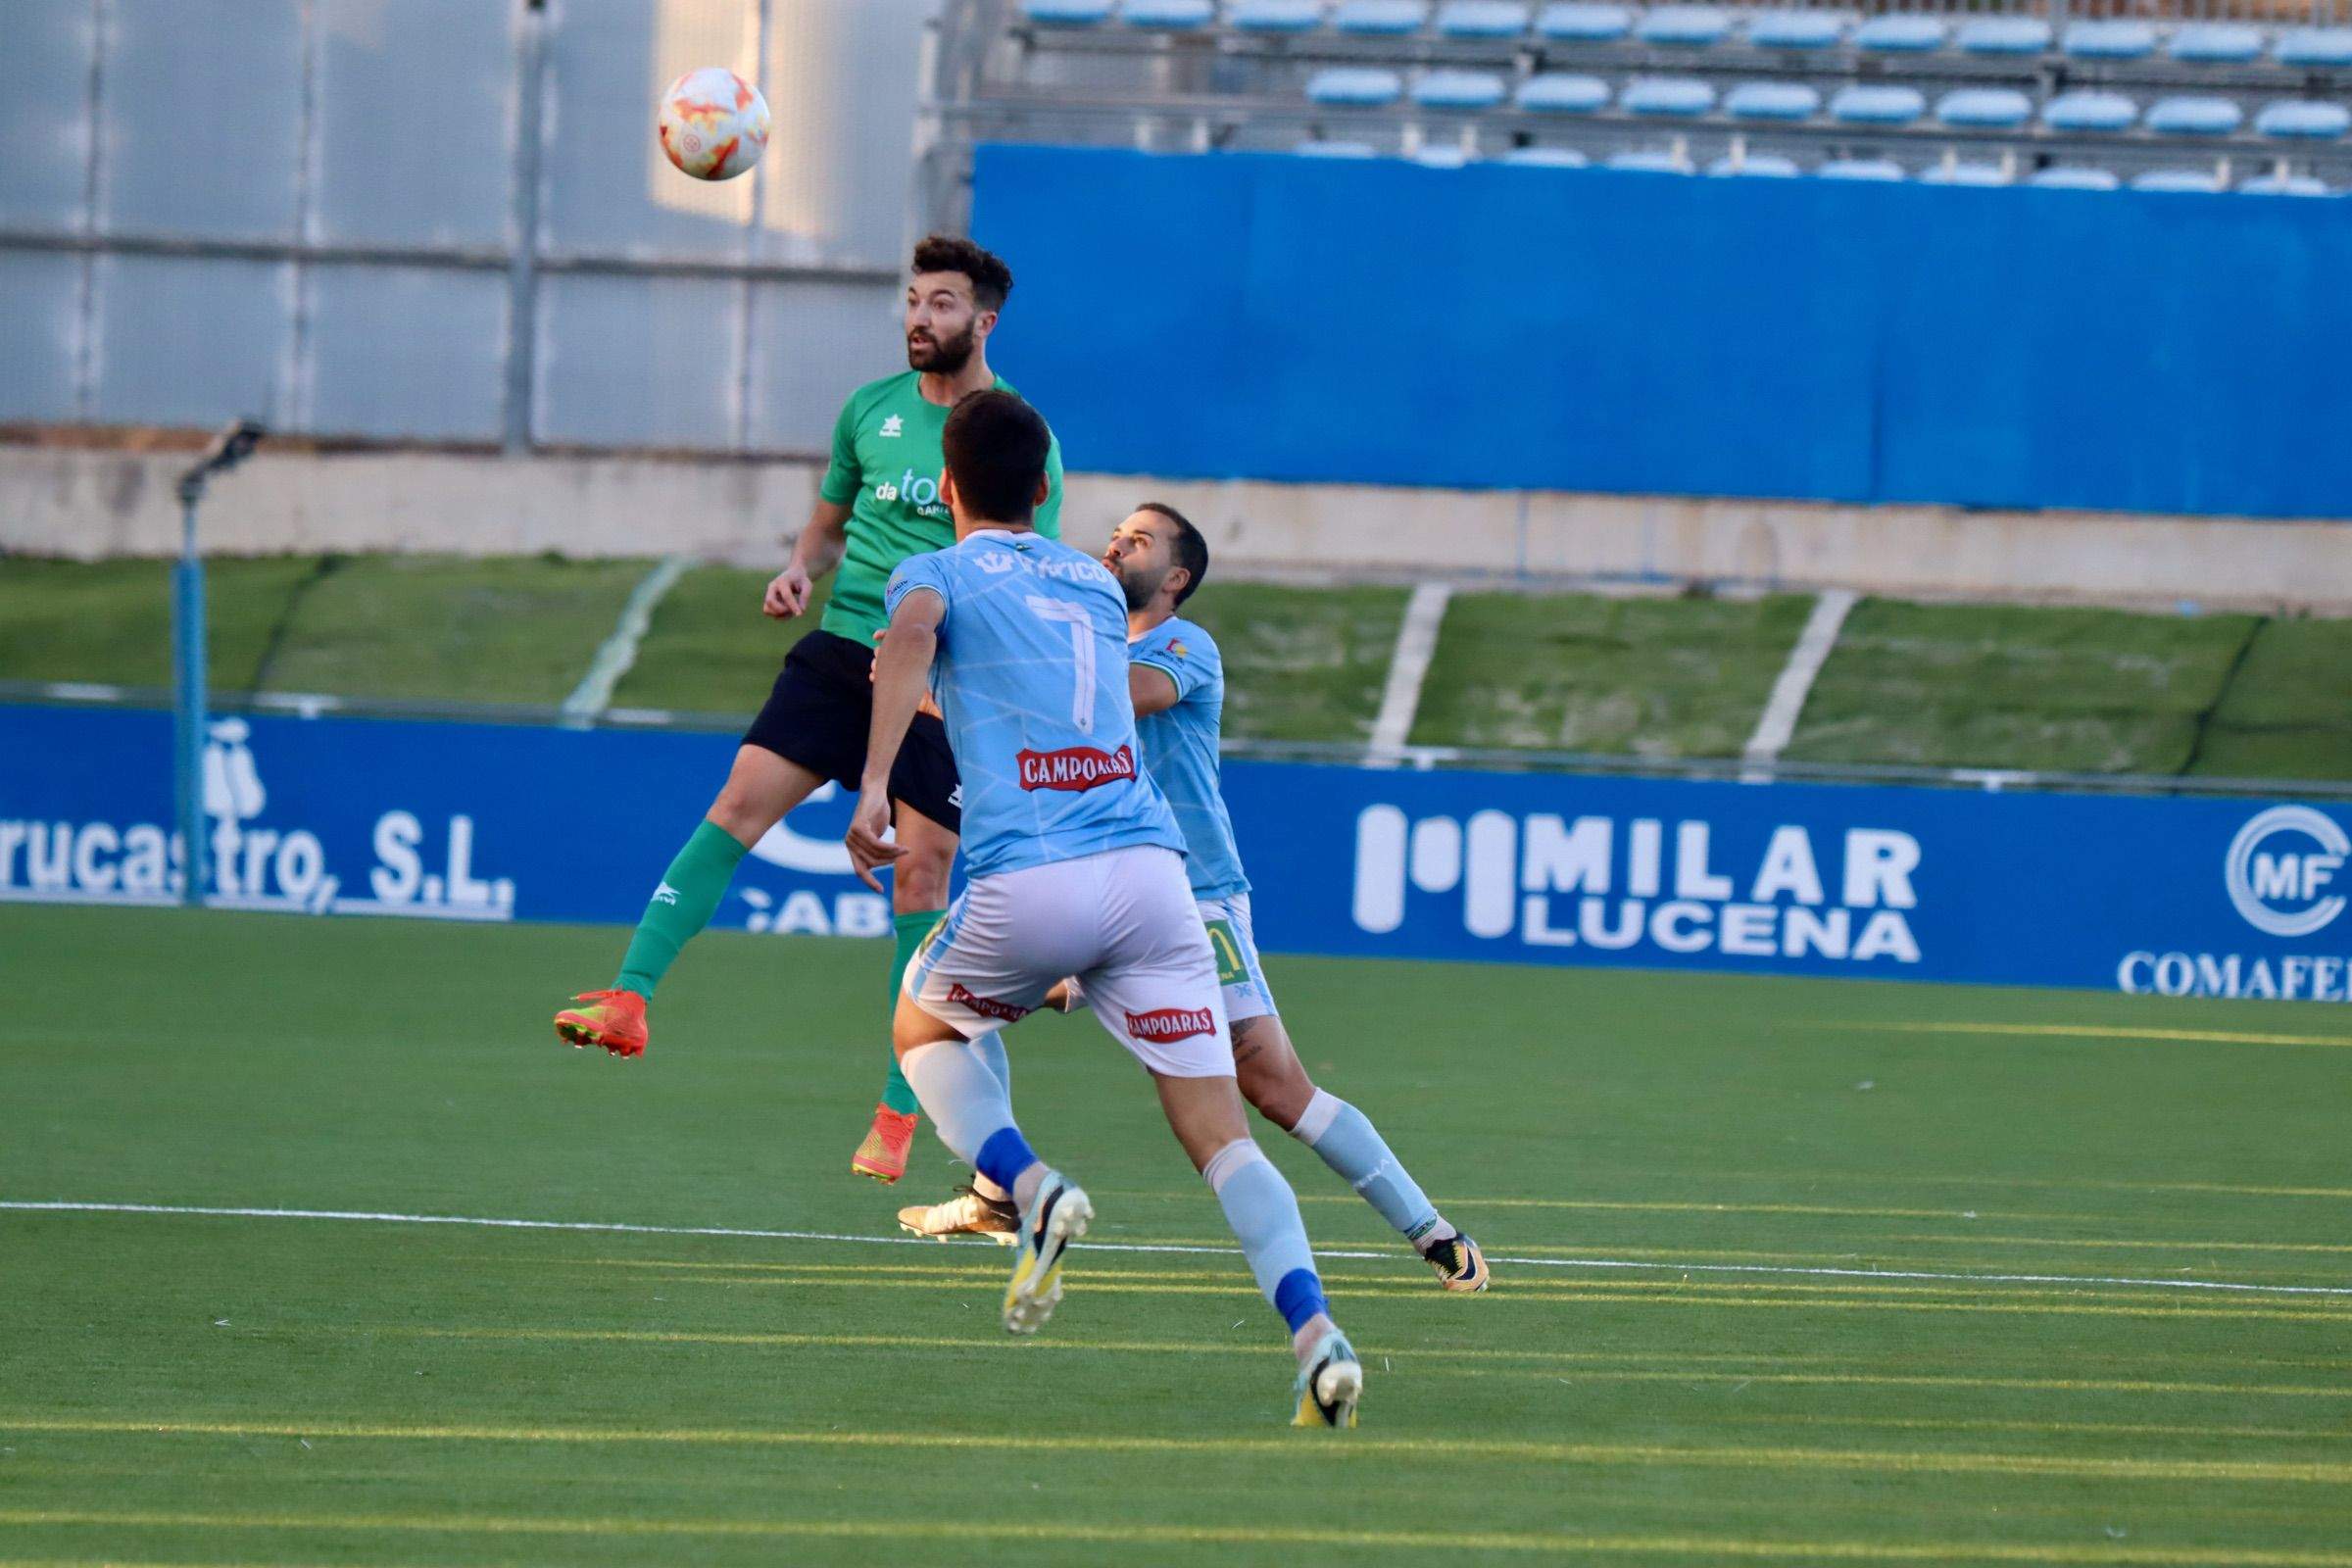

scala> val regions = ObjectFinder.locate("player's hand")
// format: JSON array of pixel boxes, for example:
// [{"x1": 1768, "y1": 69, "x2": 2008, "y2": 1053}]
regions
[
  {"x1": 763, "y1": 565, "x2": 812, "y2": 619},
  {"x1": 845, "y1": 783, "x2": 905, "y2": 893}
]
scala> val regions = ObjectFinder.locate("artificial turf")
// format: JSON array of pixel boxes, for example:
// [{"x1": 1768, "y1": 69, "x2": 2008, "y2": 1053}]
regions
[{"x1": 6, "y1": 904, "x2": 2350, "y2": 1566}]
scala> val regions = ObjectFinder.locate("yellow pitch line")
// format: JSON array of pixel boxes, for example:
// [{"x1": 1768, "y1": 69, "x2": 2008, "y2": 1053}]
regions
[
  {"x1": 586, "y1": 1255, "x2": 2352, "y2": 1307},
  {"x1": 1826, "y1": 1021, "x2": 2352, "y2": 1050},
  {"x1": 1892, "y1": 1233, "x2": 2352, "y2": 1257},
  {"x1": 140, "y1": 1331, "x2": 2352, "y2": 1398},
  {"x1": 1714, "y1": 1411, "x2": 2352, "y2": 1446},
  {"x1": 599, "y1": 1268, "x2": 2349, "y2": 1322},
  {"x1": 6, "y1": 1428, "x2": 2351, "y2": 1488}
]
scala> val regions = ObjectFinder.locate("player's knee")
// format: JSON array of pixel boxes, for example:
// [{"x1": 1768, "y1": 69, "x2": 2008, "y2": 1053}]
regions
[{"x1": 892, "y1": 841, "x2": 954, "y2": 910}]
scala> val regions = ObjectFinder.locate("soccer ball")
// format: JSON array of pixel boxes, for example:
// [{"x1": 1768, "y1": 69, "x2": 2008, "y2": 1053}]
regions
[{"x1": 657, "y1": 68, "x2": 770, "y2": 182}]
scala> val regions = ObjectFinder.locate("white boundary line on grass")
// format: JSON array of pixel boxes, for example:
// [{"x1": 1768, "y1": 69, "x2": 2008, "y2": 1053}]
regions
[
  {"x1": 561, "y1": 555, "x2": 693, "y2": 726},
  {"x1": 9, "y1": 1200, "x2": 2351, "y2": 1299},
  {"x1": 1742, "y1": 587, "x2": 1858, "y2": 773},
  {"x1": 1366, "y1": 581, "x2": 1451, "y2": 767}
]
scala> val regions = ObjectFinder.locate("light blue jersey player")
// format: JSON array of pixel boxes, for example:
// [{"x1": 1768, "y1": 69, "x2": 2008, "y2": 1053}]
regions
[
  {"x1": 850, "y1": 393, "x2": 1363, "y2": 1426},
  {"x1": 900, "y1": 502, "x2": 1489, "y2": 1296}
]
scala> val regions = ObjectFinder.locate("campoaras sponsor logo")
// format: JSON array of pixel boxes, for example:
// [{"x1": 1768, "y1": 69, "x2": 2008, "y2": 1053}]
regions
[
  {"x1": 947, "y1": 982, "x2": 1033, "y2": 1023},
  {"x1": 1016, "y1": 744, "x2": 1136, "y2": 793},
  {"x1": 1124, "y1": 1005, "x2": 1215, "y2": 1043}
]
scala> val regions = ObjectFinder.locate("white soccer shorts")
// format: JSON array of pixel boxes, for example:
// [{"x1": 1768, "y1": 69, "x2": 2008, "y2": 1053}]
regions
[
  {"x1": 905, "y1": 844, "x2": 1234, "y2": 1077},
  {"x1": 1197, "y1": 892, "x2": 1278, "y2": 1025}
]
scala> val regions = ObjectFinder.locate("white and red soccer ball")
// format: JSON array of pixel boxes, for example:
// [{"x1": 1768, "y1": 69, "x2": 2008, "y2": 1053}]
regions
[{"x1": 657, "y1": 68, "x2": 770, "y2": 182}]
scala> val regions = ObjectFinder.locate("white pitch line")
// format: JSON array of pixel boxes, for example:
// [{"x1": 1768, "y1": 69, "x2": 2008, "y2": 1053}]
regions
[
  {"x1": 561, "y1": 555, "x2": 692, "y2": 727},
  {"x1": 9, "y1": 1200, "x2": 2351, "y2": 1300},
  {"x1": 1742, "y1": 587, "x2": 1857, "y2": 775},
  {"x1": 1366, "y1": 581, "x2": 1451, "y2": 768}
]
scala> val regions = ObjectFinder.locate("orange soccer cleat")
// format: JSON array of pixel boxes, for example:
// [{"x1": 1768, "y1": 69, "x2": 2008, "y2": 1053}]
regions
[
  {"x1": 554, "y1": 989, "x2": 650, "y2": 1057},
  {"x1": 852, "y1": 1104, "x2": 921, "y2": 1184}
]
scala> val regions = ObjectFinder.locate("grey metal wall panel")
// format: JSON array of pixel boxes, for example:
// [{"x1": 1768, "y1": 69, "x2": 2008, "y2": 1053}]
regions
[
  {"x1": 538, "y1": 0, "x2": 754, "y2": 260},
  {"x1": 746, "y1": 277, "x2": 900, "y2": 453},
  {"x1": 0, "y1": 253, "x2": 85, "y2": 420},
  {"x1": 99, "y1": 0, "x2": 304, "y2": 239},
  {"x1": 0, "y1": 0, "x2": 99, "y2": 232},
  {"x1": 92, "y1": 254, "x2": 288, "y2": 427},
  {"x1": 306, "y1": 265, "x2": 508, "y2": 441},
  {"x1": 753, "y1": 0, "x2": 932, "y2": 269},
  {"x1": 534, "y1": 271, "x2": 742, "y2": 448},
  {"x1": 311, "y1": 0, "x2": 517, "y2": 247}
]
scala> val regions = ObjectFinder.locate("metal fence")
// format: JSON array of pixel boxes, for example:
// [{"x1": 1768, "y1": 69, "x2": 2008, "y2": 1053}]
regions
[{"x1": 0, "y1": 0, "x2": 941, "y2": 458}]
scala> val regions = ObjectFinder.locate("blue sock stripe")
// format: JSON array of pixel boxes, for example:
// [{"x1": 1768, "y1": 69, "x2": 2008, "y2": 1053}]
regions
[
  {"x1": 1273, "y1": 1267, "x2": 1327, "y2": 1335},
  {"x1": 974, "y1": 1126, "x2": 1038, "y2": 1194}
]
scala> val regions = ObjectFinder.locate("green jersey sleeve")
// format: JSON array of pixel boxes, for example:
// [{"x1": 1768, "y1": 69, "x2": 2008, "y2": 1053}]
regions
[
  {"x1": 1036, "y1": 431, "x2": 1066, "y2": 540},
  {"x1": 818, "y1": 391, "x2": 861, "y2": 507}
]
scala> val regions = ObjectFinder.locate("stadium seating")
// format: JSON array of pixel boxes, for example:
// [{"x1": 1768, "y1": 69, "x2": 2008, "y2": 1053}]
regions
[{"x1": 981, "y1": 1, "x2": 2352, "y2": 198}]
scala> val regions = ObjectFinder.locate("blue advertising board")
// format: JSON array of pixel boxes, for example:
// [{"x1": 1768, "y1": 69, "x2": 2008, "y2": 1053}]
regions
[{"x1": 3, "y1": 705, "x2": 2346, "y2": 1004}]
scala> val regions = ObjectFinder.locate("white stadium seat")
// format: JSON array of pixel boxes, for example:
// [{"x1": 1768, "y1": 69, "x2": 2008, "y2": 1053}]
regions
[
  {"x1": 2062, "y1": 22, "x2": 2159, "y2": 62},
  {"x1": 2168, "y1": 24, "x2": 2265, "y2": 65},
  {"x1": 1829, "y1": 84, "x2": 1926, "y2": 125},
  {"x1": 2042, "y1": 91, "x2": 2138, "y2": 134},
  {"x1": 1853, "y1": 17, "x2": 1948, "y2": 54},
  {"x1": 2276, "y1": 27, "x2": 2352, "y2": 68},
  {"x1": 1936, "y1": 89, "x2": 2032, "y2": 130},
  {"x1": 1956, "y1": 17, "x2": 2052, "y2": 56},
  {"x1": 1434, "y1": 1, "x2": 1532, "y2": 38},
  {"x1": 1515, "y1": 73, "x2": 1612, "y2": 113},
  {"x1": 1638, "y1": 7, "x2": 1734, "y2": 48},
  {"x1": 1706, "y1": 152, "x2": 1801, "y2": 175},
  {"x1": 1414, "y1": 69, "x2": 1507, "y2": 109},
  {"x1": 1536, "y1": 2, "x2": 1634, "y2": 42},
  {"x1": 1294, "y1": 138, "x2": 1381, "y2": 156},
  {"x1": 1922, "y1": 162, "x2": 2011, "y2": 186},
  {"x1": 1122, "y1": 0, "x2": 1216, "y2": 24},
  {"x1": 1412, "y1": 144, "x2": 1474, "y2": 166},
  {"x1": 1501, "y1": 145, "x2": 1590, "y2": 166},
  {"x1": 1605, "y1": 149, "x2": 1690, "y2": 172},
  {"x1": 1024, "y1": 0, "x2": 1115, "y2": 23},
  {"x1": 1724, "y1": 81, "x2": 1820, "y2": 121},
  {"x1": 2239, "y1": 172, "x2": 2332, "y2": 196},
  {"x1": 2144, "y1": 97, "x2": 2246, "y2": 138},
  {"x1": 1334, "y1": 0, "x2": 1431, "y2": 34},
  {"x1": 1743, "y1": 10, "x2": 1843, "y2": 51},
  {"x1": 1818, "y1": 157, "x2": 1906, "y2": 181},
  {"x1": 1307, "y1": 67, "x2": 1404, "y2": 105},
  {"x1": 1621, "y1": 76, "x2": 1717, "y2": 117},
  {"x1": 2029, "y1": 167, "x2": 2122, "y2": 191},
  {"x1": 2256, "y1": 101, "x2": 2352, "y2": 141},
  {"x1": 2132, "y1": 169, "x2": 2224, "y2": 193},
  {"x1": 1231, "y1": 0, "x2": 1326, "y2": 31}
]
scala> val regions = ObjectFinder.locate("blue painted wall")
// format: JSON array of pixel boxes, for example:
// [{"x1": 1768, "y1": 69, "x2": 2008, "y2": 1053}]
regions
[{"x1": 972, "y1": 146, "x2": 2352, "y2": 518}]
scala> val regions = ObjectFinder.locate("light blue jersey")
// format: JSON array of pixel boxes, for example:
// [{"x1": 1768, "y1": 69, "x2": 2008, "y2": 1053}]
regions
[
  {"x1": 886, "y1": 530, "x2": 1184, "y2": 880},
  {"x1": 1130, "y1": 616, "x2": 1250, "y2": 902}
]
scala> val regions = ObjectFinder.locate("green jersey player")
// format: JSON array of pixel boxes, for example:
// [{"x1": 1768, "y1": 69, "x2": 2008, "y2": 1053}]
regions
[{"x1": 555, "y1": 236, "x2": 1063, "y2": 1186}]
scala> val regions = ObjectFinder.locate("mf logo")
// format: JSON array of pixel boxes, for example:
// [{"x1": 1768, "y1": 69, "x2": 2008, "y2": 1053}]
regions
[
  {"x1": 879, "y1": 415, "x2": 903, "y2": 438},
  {"x1": 2226, "y1": 806, "x2": 2347, "y2": 938}
]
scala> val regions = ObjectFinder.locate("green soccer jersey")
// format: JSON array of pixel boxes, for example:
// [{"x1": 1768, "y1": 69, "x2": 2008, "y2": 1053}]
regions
[{"x1": 815, "y1": 370, "x2": 1065, "y2": 646}]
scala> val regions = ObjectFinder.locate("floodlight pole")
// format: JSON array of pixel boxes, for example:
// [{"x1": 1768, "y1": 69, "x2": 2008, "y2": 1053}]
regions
[{"x1": 172, "y1": 419, "x2": 266, "y2": 909}]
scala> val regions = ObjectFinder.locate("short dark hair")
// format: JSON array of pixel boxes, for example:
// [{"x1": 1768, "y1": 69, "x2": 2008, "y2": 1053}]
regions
[
  {"x1": 911, "y1": 234, "x2": 1013, "y2": 313},
  {"x1": 942, "y1": 390, "x2": 1052, "y2": 524},
  {"x1": 1137, "y1": 501, "x2": 1208, "y2": 607}
]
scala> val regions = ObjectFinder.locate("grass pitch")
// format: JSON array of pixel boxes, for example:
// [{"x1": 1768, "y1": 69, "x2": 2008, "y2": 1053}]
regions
[{"x1": 7, "y1": 905, "x2": 2351, "y2": 1565}]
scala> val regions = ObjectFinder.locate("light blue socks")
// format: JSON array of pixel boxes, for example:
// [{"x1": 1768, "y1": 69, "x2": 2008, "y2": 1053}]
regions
[{"x1": 1292, "y1": 1088, "x2": 1447, "y2": 1248}]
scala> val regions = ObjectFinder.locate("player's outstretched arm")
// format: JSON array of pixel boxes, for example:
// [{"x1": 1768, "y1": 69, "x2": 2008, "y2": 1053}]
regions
[
  {"x1": 764, "y1": 499, "x2": 853, "y2": 618},
  {"x1": 848, "y1": 587, "x2": 945, "y2": 890}
]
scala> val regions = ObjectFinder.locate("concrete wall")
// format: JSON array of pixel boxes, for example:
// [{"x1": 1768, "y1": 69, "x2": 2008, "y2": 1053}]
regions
[{"x1": 5, "y1": 445, "x2": 2346, "y2": 613}]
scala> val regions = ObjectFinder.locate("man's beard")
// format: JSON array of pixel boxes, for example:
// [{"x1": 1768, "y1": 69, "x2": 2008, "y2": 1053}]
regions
[
  {"x1": 1114, "y1": 565, "x2": 1159, "y2": 612},
  {"x1": 906, "y1": 324, "x2": 975, "y2": 374}
]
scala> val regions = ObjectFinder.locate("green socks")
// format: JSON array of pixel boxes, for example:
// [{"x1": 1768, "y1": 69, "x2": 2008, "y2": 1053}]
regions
[
  {"x1": 614, "y1": 819, "x2": 750, "y2": 999},
  {"x1": 880, "y1": 910, "x2": 941, "y2": 1115}
]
